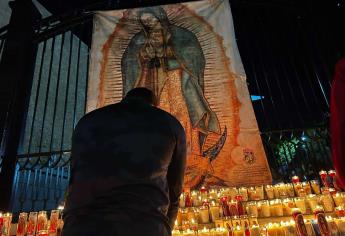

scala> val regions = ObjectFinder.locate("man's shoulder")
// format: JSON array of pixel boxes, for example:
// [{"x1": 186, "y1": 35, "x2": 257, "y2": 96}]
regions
[
  {"x1": 75, "y1": 103, "x2": 122, "y2": 128},
  {"x1": 152, "y1": 107, "x2": 185, "y2": 133}
]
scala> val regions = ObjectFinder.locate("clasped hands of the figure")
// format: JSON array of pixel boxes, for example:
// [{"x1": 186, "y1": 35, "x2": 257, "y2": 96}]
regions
[{"x1": 140, "y1": 45, "x2": 162, "y2": 69}]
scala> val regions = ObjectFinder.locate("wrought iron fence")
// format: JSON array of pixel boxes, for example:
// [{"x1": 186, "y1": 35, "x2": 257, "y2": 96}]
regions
[
  {"x1": 8, "y1": 13, "x2": 92, "y2": 213},
  {"x1": 0, "y1": 26, "x2": 8, "y2": 171},
  {"x1": 0, "y1": 1, "x2": 338, "y2": 214}
]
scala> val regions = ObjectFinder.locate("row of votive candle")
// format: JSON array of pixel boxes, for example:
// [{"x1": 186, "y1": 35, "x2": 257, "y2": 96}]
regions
[
  {"x1": 246, "y1": 192, "x2": 345, "y2": 217},
  {"x1": 173, "y1": 217, "x2": 345, "y2": 236},
  {"x1": 178, "y1": 192, "x2": 345, "y2": 223},
  {"x1": 179, "y1": 181, "x2": 323, "y2": 208},
  {"x1": 16, "y1": 210, "x2": 62, "y2": 236}
]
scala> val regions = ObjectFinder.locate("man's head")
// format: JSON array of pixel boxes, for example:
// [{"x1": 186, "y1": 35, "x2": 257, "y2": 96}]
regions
[{"x1": 125, "y1": 87, "x2": 157, "y2": 106}]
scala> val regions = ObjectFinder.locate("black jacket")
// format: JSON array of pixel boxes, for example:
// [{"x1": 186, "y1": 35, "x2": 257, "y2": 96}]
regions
[{"x1": 62, "y1": 97, "x2": 186, "y2": 235}]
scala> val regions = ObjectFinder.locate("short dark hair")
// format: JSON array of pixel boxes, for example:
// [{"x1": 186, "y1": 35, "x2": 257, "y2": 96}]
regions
[{"x1": 125, "y1": 87, "x2": 157, "y2": 105}]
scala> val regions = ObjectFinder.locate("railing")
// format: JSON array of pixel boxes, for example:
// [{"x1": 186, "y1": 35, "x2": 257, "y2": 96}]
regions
[
  {"x1": 0, "y1": 26, "x2": 8, "y2": 171},
  {"x1": 10, "y1": 13, "x2": 92, "y2": 213}
]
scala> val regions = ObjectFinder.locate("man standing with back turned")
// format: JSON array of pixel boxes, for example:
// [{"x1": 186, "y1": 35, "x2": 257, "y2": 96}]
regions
[{"x1": 62, "y1": 87, "x2": 186, "y2": 236}]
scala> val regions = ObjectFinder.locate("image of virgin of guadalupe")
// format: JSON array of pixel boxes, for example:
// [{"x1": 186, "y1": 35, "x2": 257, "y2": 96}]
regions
[{"x1": 121, "y1": 7, "x2": 221, "y2": 155}]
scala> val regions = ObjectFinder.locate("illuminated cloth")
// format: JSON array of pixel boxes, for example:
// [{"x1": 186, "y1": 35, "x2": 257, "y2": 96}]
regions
[{"x1": 88, "y1": 0, "x2": 272, "y2": 187}]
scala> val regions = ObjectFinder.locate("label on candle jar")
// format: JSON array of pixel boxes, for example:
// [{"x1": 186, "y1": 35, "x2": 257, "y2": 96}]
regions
[
  {"x1": 17, "y1": 217, "x2": 27, "y2": 235},
  {"x1": 0, "y1": 217, "x2": 3, "y2": 233},
  {"x1": 316, "y1": 213, "x2": 330, "y2": 236},
  {"x1": 294, "y1": 214, "x2": 308, "y2": 236}
]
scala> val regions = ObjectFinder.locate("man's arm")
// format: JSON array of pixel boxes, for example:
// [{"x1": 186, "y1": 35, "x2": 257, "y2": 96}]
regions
[{"x1": 166, "y1": 124, "x2": 187, "y2": 229}]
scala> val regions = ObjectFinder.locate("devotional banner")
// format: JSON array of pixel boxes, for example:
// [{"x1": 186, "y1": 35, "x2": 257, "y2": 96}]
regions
[{"x1": 87, "y1": 0, "x2": 272, "y2": 188}]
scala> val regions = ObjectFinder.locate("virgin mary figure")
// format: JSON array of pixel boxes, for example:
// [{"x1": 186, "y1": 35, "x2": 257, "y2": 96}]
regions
[{"x1": 121, "y1": 6, "x2": 220, "y2": 153}]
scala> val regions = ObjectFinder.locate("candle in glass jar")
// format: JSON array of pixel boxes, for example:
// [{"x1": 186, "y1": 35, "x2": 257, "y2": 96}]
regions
[
  {"x1": 198, "y1": 227, "x2": 210, "y2": 236},
  {"x1": 233, "y1": 225, "x2": 244, "y2": 236},
  {"x1": 248, "y1": 187, "x2": 256, "y2": 201},
  {"x1": 211, "y1": 189, "x2": 219, "y2": 199},
  {"x1": 335, "y1": 206, "x2": 345, "y2": 217},
  {"x1": 270, "y1": 199, "x2": 284, "y2": 217},
  {"x1": 292, "y1": 176, "x2": 300, "y2": 183},
  {"x1": 17, "y1": 212, "x2": 28, "y2": 236},
  {"x1": 306, "y1": 194, "x2": 319, "y2": 213},
  {"x1": 302, "y1": 182, "x2": 312, "y2": 195},
  {"x1": 278, "y1": 184, "x2": 288, "y2": 197},
  {"x1": 294, "y1": 183, "x2": 305, "y2": 197},
  {"x1": 199, "y1": 206, "x2": 210, "y2": 223},
  {"x1": 250, "y1": 225, "x2": 261, "y2": 236},
  {"x1": 211, "y1": 227, "x2": 228, "y2": 236},
  {"x1": 304, "y1": 220, "x2": 315, "y2": 236},
  {"x1": 281, "y1": 221, "x2": 296, "y2": 236},
  {"x1": 229, "y1": 187, "x2": 239, "y2": 200},
  {"x1": 319, "y1": 170, "x2": 329, "y2": 187},
  {"x1": 1, "y1": 213, "x2": 12, "y2": 236},
  {"x1": 273, "y1": 185, "x2": 280, "y2": 199},
  {"x1": 320, "y1": 193, "x2": 335, "y2": 212},
  {"x1": 210, "y1": 201, "x2": 220, "y2": 222},
  {"x1": 310, "y1": 180, "x2": 321, "y2": 195},
  {"x1": 172, "y1": 229, "x2": 182, "y2": 236},
  {"x1": 247, "y1": 202, "x2": 259, "y2": 217},
  {"x1": 294, "y1": 197, "x2": 307, "y2": 214},
  {"x1": 187, "y1": 208, "x2": 197, "y2": 222},
  {"x1": 49, "y1": 209, "x2": 60, "y2": 233},
  {"x1": 334, "y1": 218, "x2": 345, "y2": 234},
  {"x1": 193, "y1": 195, "x2": 202, "y2": 207},
  {"x1": 259, "y1": 201, "x2": 271, "y2": 217},
  {"x1": 319, "y1": 170, "x2": 327, "y2": 179},
  {"x1": 332, "y1": 193, "x2": 344, "y2": 207},
  {"x1": 267, "y1": 223, "x2": 281, "y2": 236},
  {"x1": 27, "y1": 212, "x2": 38, "y2": 236},
  {"x1": 229, "y1": 200, "x2": 239, "y2": 216},
  {"x1": 291, "y1": 208, "x2": 308, "y2": 236},
  {"x1": 286, "y1": 183, "x2": 295, "y2": 197},
  {"x1": 265, "y1": 185, "x2": 275, "y2": 199},
  {"x1": 326, "y1": 216, "x2": 340, "y2": 236},
  {"x1": 328, "y1": 170, "x2": 336, "y2": 178},
  {"x1": 282, "y1": 198, "x2": 295, "y2": 216},
  {"x1": 179, "y1": 193, "x2": 186, "y2": 208},
  {"x1": 239, "y1": 187, "x2": 248, "y2": 201},
  {"x1": 180, "y1": 209, "x2": 189, "y2": 225},
  {"x1": 255, "y1": 186, "x2": 264, "y2": 200}
]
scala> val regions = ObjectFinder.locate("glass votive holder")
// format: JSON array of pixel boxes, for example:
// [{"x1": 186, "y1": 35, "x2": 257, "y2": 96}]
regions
[
  {"x1": 294, "y1": 197, "x2": 307, "y2": 214},
  {"x1": 302, "y1": 182, "x2": 312, "y2": 195},
  {"x1": 335, "y1": 206, "x2": 345, "y2": 217},
  {"x1": 306, "y1": 194, "x2": 319, "y2": 213},
  {"x1": 310, "y1": 180, "x2": 321, "y2": 194},
  {"x1": 37, "y1": 211, "x2": 48, "y2": 233},
  {"x1": 282, "y1": 198, "x2": 295, "y2": 216},
  {"x1": 333, "y1": 193, "x2": 344, "y2": 207},
  {"x1": 265, "y1": 185, "x2": 275, "y2": 199},
  {"x1": 49, "y1": 209, "x2": 60, "y2": 233},
  {"x1": 270, "y1": 199, "x2": 284, "y2": 217},
  {"x1": 258, "y1": 200, "x2": 270, "y2": 217},
  {"x1": 199, "y1": 206, "x2": 210, "y2": 224},
  {"x1": 320, "y1": 193, "x2": 335, "y2": 212},
  {"x1": 255, "y1": 186, "x2": 264, "y2": 200},
  {"x1": 246, "y1": 202, "x2": 258, "y2": 217},
  {"x1": 17, "y1": 212, "x2": 28, "y2": 236},
  {"x1": 286, "y1": 183, "x2": 295, "y2": 197},
  {"x1": 0, "y1": 212, "x2": 12, "y2": 236},
  {"x1": 27, "y1": 212, "x2": 38, "y2": 236},
  {"x1": 239, "y1": 187, "x2": 248, "y2": 201},
  {"x1": 277, "y1": 183, "x2": 288, "y2": 198}
]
